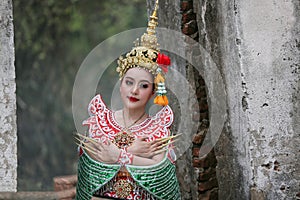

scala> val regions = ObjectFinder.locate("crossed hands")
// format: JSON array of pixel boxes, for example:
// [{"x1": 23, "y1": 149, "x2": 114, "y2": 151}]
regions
[
  {"x1": 127, "y1": 136, "x2": 168, "y2": 158},
  {"x1": 75, "y1": 133, "x2": 178, "y2": 164}
]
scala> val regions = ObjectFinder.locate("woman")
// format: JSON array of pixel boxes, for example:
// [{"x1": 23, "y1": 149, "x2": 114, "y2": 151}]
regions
[{"x1": 75, "y1": 1, "x2": 181, "y2": 199}]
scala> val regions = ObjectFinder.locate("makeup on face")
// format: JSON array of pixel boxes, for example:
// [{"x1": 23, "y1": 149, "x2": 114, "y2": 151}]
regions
[
  {"x1": 120, "y1": 68, "x2": 154, "y2": 109},
  {"x1": 124, "y1": 77, "x2": 152, "y2": 90},
  {"x1": 128, "y1": 96, "x2": 139, "y2": 102}
]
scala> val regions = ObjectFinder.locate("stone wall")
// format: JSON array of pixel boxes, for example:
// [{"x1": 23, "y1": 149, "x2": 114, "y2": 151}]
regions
[
  {"x1": 215, "y1": 0, "x2": 300, "y2": 199},
  {"x1": 236, "y1": 0, "x2": 300, "y2": 199},
  {"x1": 154, "y1": 0, "x2": 300, "y2": 199},
  {"x1": 0, "y1": 0, "x2": 17, "y2": 192},
  {"x1": 182, "y1": 1, "x2": 219, "y2": 200},
  {"x1": 150, "y1": 0, "x2": 220, "y2": 199}
]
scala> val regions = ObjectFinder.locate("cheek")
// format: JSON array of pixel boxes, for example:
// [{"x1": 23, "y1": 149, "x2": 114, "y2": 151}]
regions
[
  {"x1": 142, "y1": 88, "x2": 154, "y2": 99},
  {"x1": 120, "y1": 80, "x2": 127, "y2": 89},
  {"x1": 119, "y1": 84, "x2": 127, "y2": 96}
]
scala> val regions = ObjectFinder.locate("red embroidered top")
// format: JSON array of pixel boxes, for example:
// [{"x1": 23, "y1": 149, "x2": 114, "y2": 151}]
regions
[
  {"x1": 81, "y1": 94, "x2": 176, "y2": 199},
  {"x1": 82, "y1": 94, "x2": 174, "y2": 151}
]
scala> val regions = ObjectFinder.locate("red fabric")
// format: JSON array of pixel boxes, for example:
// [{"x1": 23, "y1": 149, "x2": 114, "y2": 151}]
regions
[
  {"x1": 157, "y1": 53, "x2": 171, "y2": 72},
  {"x1": 117, "y1": 149, "x2": 133, "y2": 165},
  {"x1": 82, "y1": 94, "x2": 173, "y2": 144},
  {"x1": 82, "y1": 94, "x2": 175, "y2": 199}
]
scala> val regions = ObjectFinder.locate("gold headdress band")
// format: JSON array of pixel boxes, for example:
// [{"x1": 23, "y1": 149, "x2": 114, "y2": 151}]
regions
[{"x1": 116, "y1": 0, "x2": 170, "y2": 106}]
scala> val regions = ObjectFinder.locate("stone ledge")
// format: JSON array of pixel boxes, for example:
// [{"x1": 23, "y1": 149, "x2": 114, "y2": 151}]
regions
[
  {"x1": 0, "y1": 189, "x2": 75, "y2": 200},
  {"x1": 0, "y1": 190, "x2": 111, "y2": 200},
  {"x1": 53, "y1": 175, "x2": 77, "y2": 192}
]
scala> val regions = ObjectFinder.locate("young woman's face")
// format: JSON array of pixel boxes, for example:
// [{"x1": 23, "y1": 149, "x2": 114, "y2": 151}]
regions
[{"x1": 120, "y1": 67, "x2": 154, "y2": 110}]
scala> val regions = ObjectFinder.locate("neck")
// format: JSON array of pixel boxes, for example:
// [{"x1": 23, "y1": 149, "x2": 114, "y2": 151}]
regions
[{"x1": 122, "y1": 107, "x2": 146, "y2": 127}]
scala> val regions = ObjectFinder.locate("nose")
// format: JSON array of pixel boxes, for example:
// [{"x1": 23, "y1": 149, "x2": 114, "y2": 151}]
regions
[{"x1": 131, "y1": 84, "x2": 139, "y2": 95}]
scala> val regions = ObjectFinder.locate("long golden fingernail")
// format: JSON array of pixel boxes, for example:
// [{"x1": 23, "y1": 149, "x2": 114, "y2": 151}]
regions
[
  {"x1": 76, "y1": 142, "x2": 98, "y2": 155},
  {"x1": 160, "y1": 139, "x2": 179, "y2": 148},
  {"x1": 75, "y1": 133, "x2": 98, "y2": 145},
  {"x1": 154, "y1": 148, "x2": 168, "y2": 154}
]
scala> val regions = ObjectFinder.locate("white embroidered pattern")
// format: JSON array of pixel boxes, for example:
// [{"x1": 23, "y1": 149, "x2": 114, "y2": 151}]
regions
[{"x1": 82, "y1": 94, "x2": 173, "y2": 143}]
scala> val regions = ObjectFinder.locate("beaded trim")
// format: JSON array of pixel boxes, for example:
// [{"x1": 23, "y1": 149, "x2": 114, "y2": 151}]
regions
[
  {"x1": 75, "y1": 151, "x2": 121, "y2": 200},
  {"x1": 76, "y1": 152, "x2": 181, "y2": 200},
  {"x1": 117, "y1": 149, "x2": 134, "y2": 165},
  {"x1": 126, "y1": 157, "x2": 181, "y2": 200}
]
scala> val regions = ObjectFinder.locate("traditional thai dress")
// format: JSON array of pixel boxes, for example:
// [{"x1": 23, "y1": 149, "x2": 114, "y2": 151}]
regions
[{"x1": 76, "y1": 94, "x2": 181, "y2": 200}]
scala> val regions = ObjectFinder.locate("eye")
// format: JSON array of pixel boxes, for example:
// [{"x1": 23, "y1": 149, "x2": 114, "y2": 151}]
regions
[
  {"x1": 139, "y1": 83, "x2": 149, "y2": 89},
  {"x1": 125, "y1": 80, "x2": 133, "y2": 85}
]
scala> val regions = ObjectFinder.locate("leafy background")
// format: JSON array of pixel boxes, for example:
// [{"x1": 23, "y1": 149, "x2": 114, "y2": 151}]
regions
[{"x1": 13, "y1": 0, "x2": 147, "y2": 190}]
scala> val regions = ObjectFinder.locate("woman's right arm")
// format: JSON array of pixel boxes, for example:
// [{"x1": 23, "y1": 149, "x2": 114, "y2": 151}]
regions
[
  {"x1": 130, "y1": 150, "x2": 166, "y2": 166},
  {"x1": 84, "y1": 140, "x2": 121, "y2": 164},
  {"x1": 127, "y1": 136, "x2": 167, "y2": 158}
]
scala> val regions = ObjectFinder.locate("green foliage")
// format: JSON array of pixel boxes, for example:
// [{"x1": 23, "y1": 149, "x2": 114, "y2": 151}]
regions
[{"x1": 14, "y1": 0, "x2": 147, "y2": 191}]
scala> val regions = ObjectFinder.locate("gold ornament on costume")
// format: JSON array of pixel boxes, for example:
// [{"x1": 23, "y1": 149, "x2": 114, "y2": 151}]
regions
[
  {"x1": 113, "y1": 179, "x2": 133, "y2": 198},
  {"x1": 113, "y1": 111, "x2": 146, "y2": 148},
  {"x1": 116, "y1": 0, "x2": 171, "y2": 106},
  {"x1": 113, "y1": 130, "x2": 135, "y2": 149}
]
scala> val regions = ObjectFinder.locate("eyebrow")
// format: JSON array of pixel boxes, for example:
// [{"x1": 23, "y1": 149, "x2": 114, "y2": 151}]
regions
[{"x1": 124, "y1": 76, "x2": 152, "y2": 83}]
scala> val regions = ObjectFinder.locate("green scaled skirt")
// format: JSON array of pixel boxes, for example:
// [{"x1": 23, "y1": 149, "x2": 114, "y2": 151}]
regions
[
  {"x1": 76, "y1": 152, "x2": 181, "y2": 200},
  {"x1": 126, "y1": 157, "x2": 181, "y2": 199}
]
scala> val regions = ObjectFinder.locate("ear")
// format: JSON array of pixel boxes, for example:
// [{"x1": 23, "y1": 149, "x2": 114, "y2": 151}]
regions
[{"x1": 151, "y1": 91, "x2": 155, "y2": 98}]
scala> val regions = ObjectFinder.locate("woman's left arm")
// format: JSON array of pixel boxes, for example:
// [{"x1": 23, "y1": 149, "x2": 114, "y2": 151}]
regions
[
  {"x1": 127, "y1": 129, "x2": 172, "y2": 159},
  {"x1": 84, "y1": 140, "x2": 121, "y2": 164},
  {"x1": 126, "y1": 136, "x2": 166, "y2": 158},
  {"x1": 130, "y1": 151, "x2": 166, "y2": 166},
  {"x1": 85, "y1": 139, "x2": 167, "y2": 166}
]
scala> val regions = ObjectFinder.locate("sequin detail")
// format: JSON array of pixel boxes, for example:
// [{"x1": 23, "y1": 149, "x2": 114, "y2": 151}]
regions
[
  {"x1": 75, "y1": 152, "x2": 121, "y2": 200},
  {"x1": 76, "y1": 95, "x2": 181, "y2": 199},
  {"x1": 127, "y1": 157, "x2": 181, "y2": 200}
]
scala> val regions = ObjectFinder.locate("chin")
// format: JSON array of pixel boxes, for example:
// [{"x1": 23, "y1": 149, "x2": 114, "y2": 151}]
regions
[
  {"x1": 126, "y1": 102, "x2": 146, "y2": 110},
  {"x1": 127, "y1": 103, "x2": 142, "y2": 109}
]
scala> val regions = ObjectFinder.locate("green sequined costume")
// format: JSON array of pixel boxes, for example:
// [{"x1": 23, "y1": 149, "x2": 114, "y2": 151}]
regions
[
  {"x1": 76, "y1": 152, "x2": 181, "y2": 200},
  {"x1": 75, "y1": 95, "x2": 181, "y2": 199}
]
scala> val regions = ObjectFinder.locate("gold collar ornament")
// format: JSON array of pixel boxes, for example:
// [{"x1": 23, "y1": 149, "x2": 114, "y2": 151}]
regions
[
  {"x1": 113, "y1": 111, "x2": 146, "y2": 149},
  {"x1": 116, "y1": 0, "x2": 171, "y2": 106}
]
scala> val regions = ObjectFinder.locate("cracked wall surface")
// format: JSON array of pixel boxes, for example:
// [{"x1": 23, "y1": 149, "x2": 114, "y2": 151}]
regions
[
  {"x1": 0, "y1": 0, "x2": 17, "y2": 192},
  {"x1": 238, "y1": 0, "x2": 300, "y2": 199},
  {"x1": 155, "y1": 0, "x2": 299, "y2": 199},
  {"x1": 217, "y1": 0, "x2": 299, "y2": 199}
]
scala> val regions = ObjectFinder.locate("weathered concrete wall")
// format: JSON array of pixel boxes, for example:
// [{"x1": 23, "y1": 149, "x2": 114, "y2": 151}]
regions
[
  {"x1": 148, "y1": 1, "x2": 199, "y2": 199},
  {"x1": 205, "y1": 0, "x2": 299, "y2": 199},
  {"x1": 152, "y1": 0, "x2": 299, "y2": 199},
  {"x1": 237, "y1": 0, "x2": 300, "y2": 199},
  {"x1": 215, "y1": 0, "x2": 252, "y2": 198},
  {"x1": 0, "y1": 0, "x2": 17, "y2": 192}
]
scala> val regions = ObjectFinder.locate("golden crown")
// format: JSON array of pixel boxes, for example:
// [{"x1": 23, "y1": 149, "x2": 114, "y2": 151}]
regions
[
  {"x1": 116, "y1": 0, "x2": 171, "y2": 106},
  {"x1": 116, "y1": 0, "x2": 160, "y2": 78}
]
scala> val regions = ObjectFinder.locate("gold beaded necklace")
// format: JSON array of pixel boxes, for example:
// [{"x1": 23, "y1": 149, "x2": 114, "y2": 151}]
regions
[
  {"x1": 122, "y1": 110, "x2": 146, "y2": 129},
  {"x1": 113, "y1": 110, "x2": 146, "y2": 149}
]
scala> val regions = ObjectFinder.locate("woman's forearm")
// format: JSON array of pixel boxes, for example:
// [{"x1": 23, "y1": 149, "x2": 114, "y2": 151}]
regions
[{"x1": 131, "y1": 152, "x2": 165, "y2": 166}]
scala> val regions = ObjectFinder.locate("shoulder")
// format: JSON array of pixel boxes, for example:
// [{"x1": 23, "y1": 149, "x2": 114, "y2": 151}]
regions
[
  {"x1": 82, "y1": 94, "x2": 119, "y2": 139},
  {"x1": 131, "y1": 105, "x2": 174, "y2": 140},
  {"x1": 151, "y1": 105, "x2": 174, "y2": 128},
  {"x1": 86, "y1": 94, "x2": 109, "y2": 116}
]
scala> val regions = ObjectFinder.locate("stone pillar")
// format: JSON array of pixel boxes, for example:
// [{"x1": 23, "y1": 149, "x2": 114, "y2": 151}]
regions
[
  {"x1": 217, "y1": 0, "x2": 300, "y2": 199},
  {"x1": 150, "y1": 0, "x2": 300, "y2": 199},
  {"x1": 237, "y1": 0, "x2": 300, "y2": 199},
  {"x1": 0, "y1": 0, "x2": 17, "y2": 192}
]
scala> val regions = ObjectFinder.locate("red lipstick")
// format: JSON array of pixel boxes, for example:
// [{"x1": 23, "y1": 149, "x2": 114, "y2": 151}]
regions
[{"x1": 129, "y1": 97, "x2": 139, "y2": 102}]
